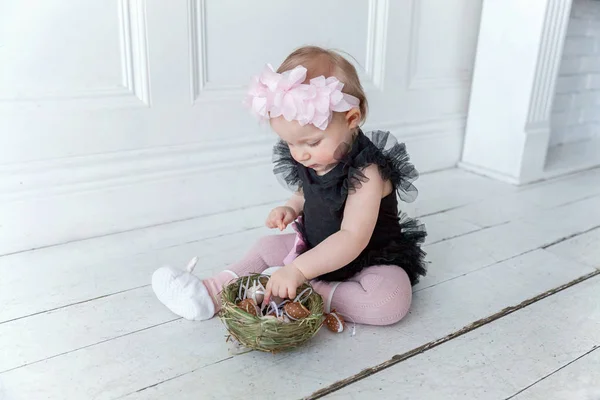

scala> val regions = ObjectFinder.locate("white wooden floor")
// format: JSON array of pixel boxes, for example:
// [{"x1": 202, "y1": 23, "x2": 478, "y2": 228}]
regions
[{"x1": 1, "y1": 167, "x2": 600, "y2": 400}]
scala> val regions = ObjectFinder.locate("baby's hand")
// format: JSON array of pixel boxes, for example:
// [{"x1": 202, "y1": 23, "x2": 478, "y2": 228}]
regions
[
  {"x1": 264, "y1": 264, "x2": 307, "y2": 303},
  {"x1": 266, "y1": 206, "x2": 297, "y2": 231}
]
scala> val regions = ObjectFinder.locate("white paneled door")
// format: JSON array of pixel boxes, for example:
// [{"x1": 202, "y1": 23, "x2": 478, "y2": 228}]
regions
[{"x1": 0, "y1": 0, "x2": 482, "y2": 254}]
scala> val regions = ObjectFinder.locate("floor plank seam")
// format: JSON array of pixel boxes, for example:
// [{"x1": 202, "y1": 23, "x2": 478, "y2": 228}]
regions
[
  {"x1": 160, "y1": 225, "x2": 265, "y2": 251},
  {"x1": 415, "y1": 247, "x2": 538, "y2": 293},
  {"x1": 554, "y1": 192, "x2": 600, "y2": 208},
  {"x1": 3, "y1": 214, "x2": 597, "y2": 384},
  {"x1": 0, "y1": 284, "x2": 151, "y2": 327},
  {"x1": 504, "y1": 345, "x2": 600, "y2": 400},
  {"x1": 541, "y1": 224, "x2": 600, "y2": 249},
  {"x1": 425, "y1": 222, "x2": 506, "y2": 247},
  {"x1": 113, "y1": 356, "x2": 235, "y2": 400},
  {"x1": 5, "y1": 214, "x2": 587, "y2": 328},
  {"x1": 419, "y1": 204, "x2": 470, "y2": 218},
  {"x1": 303, "y1": 270, "x2": 600, "y2": 400},
  {"x1": 419, "y1": 223, "x2": 600, "y2": 293},
  {"x1": 516, "y1": 166, "x2": 600, "y2": 188},
  {"x1": 3, "y1": 167, "x2": 598, "y2": 260},
  {"x1": 0, "y1": 318, "x2": 181, "y2": 375}
]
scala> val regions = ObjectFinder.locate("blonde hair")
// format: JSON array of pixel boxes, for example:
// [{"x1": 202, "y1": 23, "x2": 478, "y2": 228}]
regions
[{"x1": 276, "y1": 45, "x2": 368, "y2": 125}]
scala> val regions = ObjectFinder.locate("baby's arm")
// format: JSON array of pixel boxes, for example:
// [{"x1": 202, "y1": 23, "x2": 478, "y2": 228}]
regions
[
  {"x1": 284, "y1": 190, "x2": 305, "y2": 217},
  {"x1": 292, "y1": 164, "x2": 384, "y2": 280}
]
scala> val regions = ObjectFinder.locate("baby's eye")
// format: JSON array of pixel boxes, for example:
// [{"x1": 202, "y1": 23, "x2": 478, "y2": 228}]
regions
[{"x1": 308, "y1": 140, "x2": 321, "y2": 147}]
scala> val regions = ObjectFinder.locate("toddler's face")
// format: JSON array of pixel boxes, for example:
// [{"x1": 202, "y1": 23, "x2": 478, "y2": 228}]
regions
[{"x1": 270, "y1": 111, "x2": 358, "y2": 175}]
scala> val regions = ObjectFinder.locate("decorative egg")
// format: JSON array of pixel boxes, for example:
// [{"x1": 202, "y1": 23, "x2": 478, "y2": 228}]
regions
[
  {"x1": 277, "y1": 314, "x2": 291, "y2": 323},
  {"x1": 324, "y1": 312, "x2": 344, "y2": 333},
  {"x1": 236, "y1": 298, "x2": 258, "y2": 316},
  {"x1": 246, "y1": 285, "x2": 264, "y2": 305},
  {"x1": 283, "y1": 302, "x2": 311, "y2": 320}
]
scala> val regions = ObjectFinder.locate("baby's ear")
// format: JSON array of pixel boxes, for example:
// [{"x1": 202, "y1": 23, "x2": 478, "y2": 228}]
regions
[{"x1": 345, "y1": 108, "x2": 361, "y2": 129}]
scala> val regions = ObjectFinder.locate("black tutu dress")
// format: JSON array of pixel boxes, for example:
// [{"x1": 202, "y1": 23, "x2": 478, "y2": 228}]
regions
[{"x1": 272, "y1": 129, "x2": 427, "y2": 285}]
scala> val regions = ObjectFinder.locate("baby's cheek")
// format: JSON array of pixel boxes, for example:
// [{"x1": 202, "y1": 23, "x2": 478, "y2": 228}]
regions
[{"x1": 316, "y1": 148, "x2": 334, "y2": 164}]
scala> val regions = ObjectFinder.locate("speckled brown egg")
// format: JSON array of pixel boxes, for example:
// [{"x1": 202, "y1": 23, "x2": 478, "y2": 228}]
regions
[
  {"x1": 324, "y1": 312, "x2": 344, "y2": 333},
  {"x1": 283, "y1": 302, "x2": 311, "y2": 320},
  {"x1": 236, "y1": 298, "x2": 258, "y2": 316}
]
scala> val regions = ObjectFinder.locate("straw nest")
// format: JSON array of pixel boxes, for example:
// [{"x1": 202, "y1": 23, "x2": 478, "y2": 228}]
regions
[{"x1": 218, "y1": 273, "x2": 324, "y2": 353}]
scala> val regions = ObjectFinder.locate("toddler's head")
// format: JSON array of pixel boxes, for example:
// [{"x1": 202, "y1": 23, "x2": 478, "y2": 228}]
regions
[{"x1": 247, "y1": 46, "x2": 368, "y2": 174}]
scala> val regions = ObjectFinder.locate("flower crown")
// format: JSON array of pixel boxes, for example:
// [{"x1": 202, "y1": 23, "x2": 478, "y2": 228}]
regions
[{"x1": 245, "y1": 64, "x2": 360, "y2": 130}]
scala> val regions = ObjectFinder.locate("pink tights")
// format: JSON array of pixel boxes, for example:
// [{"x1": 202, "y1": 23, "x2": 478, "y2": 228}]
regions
[{"x1": 203, "y1": 234, "x2": 412, "y2": 326}]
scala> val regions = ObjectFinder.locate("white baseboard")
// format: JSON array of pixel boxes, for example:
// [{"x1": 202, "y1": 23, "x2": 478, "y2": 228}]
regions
[{"x1": 0, "y1": 119, "x2": 465, "y2": 255}]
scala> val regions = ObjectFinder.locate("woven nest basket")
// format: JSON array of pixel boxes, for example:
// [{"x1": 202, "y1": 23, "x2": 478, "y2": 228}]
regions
[{"x1": 218, "y1": 273, "x2": 324, "y2": 353}]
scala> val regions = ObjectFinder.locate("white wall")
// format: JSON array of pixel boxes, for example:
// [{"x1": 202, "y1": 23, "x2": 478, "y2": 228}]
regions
[
  {"x1": 551, "y1": 0, "x2": 600, "y2": 146},
  {"x1": 0, "y1": 0, "x2": 482, "y2": 254}
]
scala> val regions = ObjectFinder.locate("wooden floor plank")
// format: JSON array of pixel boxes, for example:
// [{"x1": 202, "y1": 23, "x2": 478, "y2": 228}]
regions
[
  {"x1": 1, "y1": 168, "x2": 599, "y2": 400},
  {"x1": 0, "y1": 318, "x2": 231, "y2": 400},
  {"x1": 545, "y1": 227, "x2": 600, "y2": 269},
  {"x1": 93, "y1": 250, "x2": 594, "y2": 400},
  {"x1": 4, "y1": 185, "x2": 595, "y2": 326},
  {"x1": 326, "y1": 276, "x2": 600, "y2": 400},
  {"x1": 510, "y1": 346, "x2": 600, "y2": 400},
  {"x1": 443, "y1": 167, "x2": 600, "y2": 228},
  {"x1": 516, "y1": 167, "x2": 600, "y2": 208},
  {"x1": 1, "y1": 168, "x2": 590, "y2": 324},
  {"x1": 419, "y1": 213, "x2": 482, "y2": 245},
  {"x1": 521, "y1": 195, "x2": 600, "y2": 238},
  {"x1": 0, "y1": 287, "x2": 177, "y2": 373},
  {"x1": 0, "y1": 170, "x2": 521, "y2": 325},
  {"x1": 0, "y1": 226, "x2": 272, "y2": 324},
  {"x1": 418, "y1": 193, "x2": 600, "y2": 291},
  {"x1": 442, "y1": 194, "x2": 543, "y2": 228},
  {"x1": 401, "y1": 169, "x2": 518, "y2": 218},
  {"x1": 0, "y1": 200, "x2": 281, "y2": 258}
]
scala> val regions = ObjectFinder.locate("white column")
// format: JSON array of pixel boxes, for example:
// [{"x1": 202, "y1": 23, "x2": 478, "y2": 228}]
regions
[{"x1": 461, "y1": 0, "x2": 573, "y2": 184}]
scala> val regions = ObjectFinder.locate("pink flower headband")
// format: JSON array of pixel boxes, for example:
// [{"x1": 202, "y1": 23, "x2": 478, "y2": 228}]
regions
[{"x1": 245, "y1": 64, "x2": 360, "y2": 130}]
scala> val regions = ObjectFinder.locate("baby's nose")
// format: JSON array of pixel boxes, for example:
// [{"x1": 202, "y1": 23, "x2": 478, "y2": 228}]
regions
[{"x1": 297, "y1": 150, "x2": 310, "y2": 161}]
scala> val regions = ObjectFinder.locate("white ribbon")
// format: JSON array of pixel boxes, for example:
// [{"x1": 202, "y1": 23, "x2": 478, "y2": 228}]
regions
[
  {"x1": 339, "y1": 313, "x2": 356, "y2": 337},
  {"x1": 237, "y1": 276, "x2": 253, "y2": 303},
  {"x1": 294, "y1": 287, "x2": 313, "y2": 304},
  {"x1": 186, "y1": 256, "x2": 199, "y2": 272}
]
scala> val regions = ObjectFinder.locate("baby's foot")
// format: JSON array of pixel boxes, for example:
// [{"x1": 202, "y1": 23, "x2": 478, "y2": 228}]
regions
[{"x1": 151, "y1": 257, "x2": 215, "y2": 321}]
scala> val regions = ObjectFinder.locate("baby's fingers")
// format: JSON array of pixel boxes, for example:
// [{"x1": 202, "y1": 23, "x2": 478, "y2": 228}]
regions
[
  {"x1": 266, "y1": 213, "x2": 283, "y2": 229},
  {"x1": 287, "y1": 285, "x2": 297, "y2": 301},
  {"x1": 282, "y1": 212, "x2": 295, "y2": 226},
  {"x1": 263, "y1": 281, "x2": 272, "y2": 305}
]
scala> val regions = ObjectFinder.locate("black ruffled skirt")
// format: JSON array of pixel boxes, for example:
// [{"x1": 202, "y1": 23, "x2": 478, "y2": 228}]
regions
[{"x1": 295, "y1": 208, "x2": 428, "y2": 286}]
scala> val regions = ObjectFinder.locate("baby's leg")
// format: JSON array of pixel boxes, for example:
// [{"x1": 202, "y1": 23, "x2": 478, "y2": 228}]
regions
[
  {"x1": 203, "y1": 234, "x2": 296, "y2": 309},
  {"x1": 312, "y1": 265, "x2": 412, "y2": 326}
]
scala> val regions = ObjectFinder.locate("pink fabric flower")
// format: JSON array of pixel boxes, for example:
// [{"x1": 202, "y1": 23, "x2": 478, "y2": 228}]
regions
[{"x1": 245, "y1": 64, "x2": 360, "y2": 130}]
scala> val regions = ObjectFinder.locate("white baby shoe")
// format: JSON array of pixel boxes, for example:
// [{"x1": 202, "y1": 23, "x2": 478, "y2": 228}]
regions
[{"x1": 151, "y1": 257, "x2": 216, "y2": 321}]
